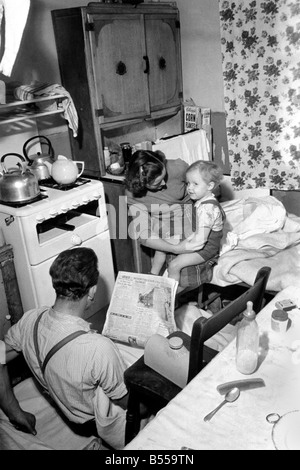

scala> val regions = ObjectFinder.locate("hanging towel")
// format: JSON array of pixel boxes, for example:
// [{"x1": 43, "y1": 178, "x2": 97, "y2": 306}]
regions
[
  {"x1": 0, "y1": 0, "x2": 31, "y2": 77},
  {"x1": 14, "y1": 82, "x2": 79, "y2": 137},
  {"x1": 152, "y1": 129, "x2": 210, "y2": 164}
]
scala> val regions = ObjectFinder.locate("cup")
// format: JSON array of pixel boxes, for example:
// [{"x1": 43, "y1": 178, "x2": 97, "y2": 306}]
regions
[{"x1": 271, "y1": 309, "x2": 289, "y2": 333}]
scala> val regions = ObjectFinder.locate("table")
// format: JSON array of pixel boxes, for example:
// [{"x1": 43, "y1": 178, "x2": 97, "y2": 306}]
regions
[{"x1": 124, "y1": 286, "x2": 300, "y2": 450}]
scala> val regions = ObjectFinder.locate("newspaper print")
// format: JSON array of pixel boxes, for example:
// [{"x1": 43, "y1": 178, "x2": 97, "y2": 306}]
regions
[{"x1": 102, "y1": 271, "x2": 178, "y2": 348}]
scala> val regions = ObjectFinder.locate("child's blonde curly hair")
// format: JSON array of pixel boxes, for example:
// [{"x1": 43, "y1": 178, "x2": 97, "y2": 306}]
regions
[{"x1": 186, "y1": 160, "x2": 223, "y2": 188}]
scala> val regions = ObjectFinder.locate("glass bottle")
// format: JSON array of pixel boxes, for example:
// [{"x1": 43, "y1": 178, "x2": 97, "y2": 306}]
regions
[
  {"x1": 104, "y1": 147, "x2": 110, "y2": 168},
  {"x1": 120, "y1": 142, "x2": 132, "y2": 164},
  {"x1": 236, "y1": 301, "x2": 259, "y2": 375}
]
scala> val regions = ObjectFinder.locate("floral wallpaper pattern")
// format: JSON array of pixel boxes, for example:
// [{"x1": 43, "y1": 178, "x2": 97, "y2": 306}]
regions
[{"x1": 219, "y1": 0, "x2": 300, "y2": 190}]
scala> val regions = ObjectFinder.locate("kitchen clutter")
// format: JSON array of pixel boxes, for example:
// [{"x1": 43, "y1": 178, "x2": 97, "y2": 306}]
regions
[
  {"x1": 103, "y1": 130, "x2": 209, "y2": 176},
  {"x1": 23, "y1": 135, "x2": 84, "y2": 185},
  {"x1": 104, "y1": 139, "x2": 152, "y2": 175},
  {"x1": 0, "y1": 133, "x2": 86, "y2": 201},
  {"x1": 103, "y1": 144, "x2": 123, "y2": 175}
]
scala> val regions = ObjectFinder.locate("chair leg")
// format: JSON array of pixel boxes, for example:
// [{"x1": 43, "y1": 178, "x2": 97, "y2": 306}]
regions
[
  {"x1": 197, "y1": 285, "x2": 204, "y2": 307},
  {"x1": 125, "y1": 391, "x2": 141, "y2": 445},
  {"x1": 199, "y1": 292, "x2": 222, "y2": 312}
]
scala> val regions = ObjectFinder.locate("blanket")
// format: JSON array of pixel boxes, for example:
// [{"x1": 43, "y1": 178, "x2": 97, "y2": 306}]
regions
[
  {"x1": 211, "y1": 196, "x2": 300, "y2": 291},
  {"x1": 0, "y1": 378, "x2": 103, "y2": 450}
]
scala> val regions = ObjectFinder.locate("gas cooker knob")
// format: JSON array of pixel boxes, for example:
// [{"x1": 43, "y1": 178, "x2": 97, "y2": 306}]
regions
[
  {"x1": 71, "y1": 234, "x2": 82, "y2": 246},
  {"x1": 36, "y1": 214, "x2": 45, "y2": 223},
  {"x1": 72, "y1": 201, "x2": 80, "y2": 208},
  {"x1": 93, "y1": 192, "x2": 101, "y2": 200},
  {"x1": 61, "y1": 206, "x2": 69, "y2": 213},
  {"x1": 82, "y1": 197, "x2": 90, "y2": 204},
  {"x1": 49, "y1": 209, "x2": 59, "y2": 217}
]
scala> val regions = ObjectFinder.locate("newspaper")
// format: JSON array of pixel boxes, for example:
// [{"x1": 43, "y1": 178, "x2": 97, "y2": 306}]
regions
[{"x1": 102, "y1": 271, "x2": 178, "y2": 348}]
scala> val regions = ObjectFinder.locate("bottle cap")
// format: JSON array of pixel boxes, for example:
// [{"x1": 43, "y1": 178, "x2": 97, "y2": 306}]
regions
[
  {"x1": 168, "y1": 337, "x2": 183, "y2": 350},
  {"x1": 271, "y1": 309, "x2": 289, "y2": 322},
  {"x1": 271, "y1": 309, "x2": 289, "y2": 333}
]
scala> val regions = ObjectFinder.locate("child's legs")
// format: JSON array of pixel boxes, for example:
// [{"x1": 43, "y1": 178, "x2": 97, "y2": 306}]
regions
[
  {"x1": 150, "y1": 250, "x2": 167, "y2": 275},
  {"x1": 168, "y1": 252, "x2": 205, "y2": 283}
]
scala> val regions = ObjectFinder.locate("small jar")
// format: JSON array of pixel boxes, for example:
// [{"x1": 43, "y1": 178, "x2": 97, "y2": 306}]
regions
[{"x1": 271, "y1": 309, "x2": 289, "y2": 333}]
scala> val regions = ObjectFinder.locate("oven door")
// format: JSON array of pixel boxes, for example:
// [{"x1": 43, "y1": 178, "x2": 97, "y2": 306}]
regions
[
  {"x1": 22, "y1": 199, "x2": 109, "y2": 266},
  {"x1": 30, "y1": 230, "x2": 115, "y2": 320}
]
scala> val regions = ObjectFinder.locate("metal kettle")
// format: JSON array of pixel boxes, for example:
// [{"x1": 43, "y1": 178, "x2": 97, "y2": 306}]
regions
[
  {"x1": 0, "y1": 153, "x2": 41, "y2": 203},
  {"x1": 23, "y1": 135, "x2": 55, "y2": 181}
]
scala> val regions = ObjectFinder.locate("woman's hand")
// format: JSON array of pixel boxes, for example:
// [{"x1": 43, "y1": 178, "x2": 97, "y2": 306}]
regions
[
  {"x1": 171, "y1": 239, "x2": 193, "y2": 254},
  {"x1": 172, "y1": 234, "x2": 205, "y2": 254}
]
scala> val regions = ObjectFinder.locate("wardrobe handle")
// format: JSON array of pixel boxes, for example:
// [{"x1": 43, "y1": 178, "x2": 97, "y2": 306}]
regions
[{"x1": 143, "y1": 55, "x2": 150, "y2": 74}]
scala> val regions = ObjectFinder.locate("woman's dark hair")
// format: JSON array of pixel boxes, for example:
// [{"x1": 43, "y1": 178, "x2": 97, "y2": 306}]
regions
[
  {"x1": 124, "y1": 150, "x2": 167, "y2": 197},
  {"x1": 49, "y1": 247, "x2": 99, "y2": 301}
]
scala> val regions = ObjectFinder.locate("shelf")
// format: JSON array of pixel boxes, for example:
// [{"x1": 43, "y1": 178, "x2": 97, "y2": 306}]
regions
[
  {"x1": 0, "y1": 94, "x2": 68, "y2": 126},
  {"x1": 101, "y1": 173, "x2": 125, "y2": 183},
  {"x1": 99, "y1": 106, "x2": 182, "y2": 131}
]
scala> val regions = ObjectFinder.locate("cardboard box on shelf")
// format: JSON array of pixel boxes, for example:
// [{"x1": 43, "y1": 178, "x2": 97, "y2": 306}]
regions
[
  {"x1": 183, "y1": 104, "x2": 201, "y2": 133},
  {"x1": 201, "y1": 107, "x2": 211, "y2": 128}
]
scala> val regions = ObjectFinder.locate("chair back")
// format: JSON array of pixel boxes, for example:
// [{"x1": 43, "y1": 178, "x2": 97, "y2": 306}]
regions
[{"x1": 188, "y1": 266, "x2": 271, "y2": 382}]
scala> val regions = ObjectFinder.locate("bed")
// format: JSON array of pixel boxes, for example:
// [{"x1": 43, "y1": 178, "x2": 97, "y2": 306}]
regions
[{"x1": 210, "y1": 195, "x2": 300, "y2": 292}]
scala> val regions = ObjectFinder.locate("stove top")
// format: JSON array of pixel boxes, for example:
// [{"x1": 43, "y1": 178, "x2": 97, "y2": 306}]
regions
[
  {"x1": 0, "y1": 178, "x2": 104, "y2": 218},
  {"x1": 0, "y1": 192, "x2": 48, "y2": 208},
  {"x1": 39, "y1": 177, "x2": 91, "y2": 191}
]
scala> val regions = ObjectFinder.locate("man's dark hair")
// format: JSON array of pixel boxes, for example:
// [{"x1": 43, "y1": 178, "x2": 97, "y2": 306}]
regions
[{"x1": 49, "y1": 247, "x2": 99, "y2": 301}]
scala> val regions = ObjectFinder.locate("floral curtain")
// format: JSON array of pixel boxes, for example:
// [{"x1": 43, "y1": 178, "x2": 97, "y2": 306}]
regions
[{"x1": 219, "y1": 0, "x2": 300, "y2": 190}]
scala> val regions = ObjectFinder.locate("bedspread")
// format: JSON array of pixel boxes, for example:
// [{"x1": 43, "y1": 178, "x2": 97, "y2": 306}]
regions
[
  {"x1": 0, "y1": 377, "x2": 103, "y2": 450},
  {"x1": 211, "y1": 196, "x2": 300, "y2": 291}
]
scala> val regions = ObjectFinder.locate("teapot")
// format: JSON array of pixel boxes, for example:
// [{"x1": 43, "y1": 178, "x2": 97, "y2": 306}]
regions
[
  {"x1": 23, "y1": 135, "x2": 55, "y2": 181},
  {"x1": 50, "y1": 155, "x2": 85, "y2": 185},
  {"x1": 0, "y1": 153, "x2": 40, "y2": 203}
]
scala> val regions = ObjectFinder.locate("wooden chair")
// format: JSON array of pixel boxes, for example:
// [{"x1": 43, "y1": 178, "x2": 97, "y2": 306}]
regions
[{"x1": 123, "y1": 266, "x2": 271, "y2": 444}]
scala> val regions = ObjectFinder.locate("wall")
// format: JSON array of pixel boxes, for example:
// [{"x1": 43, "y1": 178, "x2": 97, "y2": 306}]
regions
[
  {"x1": 176, "y1": 0, "x2": 225, "y2": 112},
  {"x1": 0, "y1": 1, "x2": 226, "y2": 159}
]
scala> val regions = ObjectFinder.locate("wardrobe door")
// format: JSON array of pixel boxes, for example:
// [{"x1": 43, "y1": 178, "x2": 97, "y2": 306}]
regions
[
  {"x1": 88, "y1": 13, "x2": 151, "y2": 124},
  {"x1": 145, "y1": 14, "x2": 183, "y2": 115}
]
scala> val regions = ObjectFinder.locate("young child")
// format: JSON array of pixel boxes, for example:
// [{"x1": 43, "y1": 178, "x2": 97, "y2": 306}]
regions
[{"x1": 167, "y1": 160, "x2": 225, "y2": 283}]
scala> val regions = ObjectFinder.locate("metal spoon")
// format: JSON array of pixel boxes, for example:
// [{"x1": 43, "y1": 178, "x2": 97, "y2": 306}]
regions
[{"x1": 203, "y1": 387, "x2": 240, "y2": 422}]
